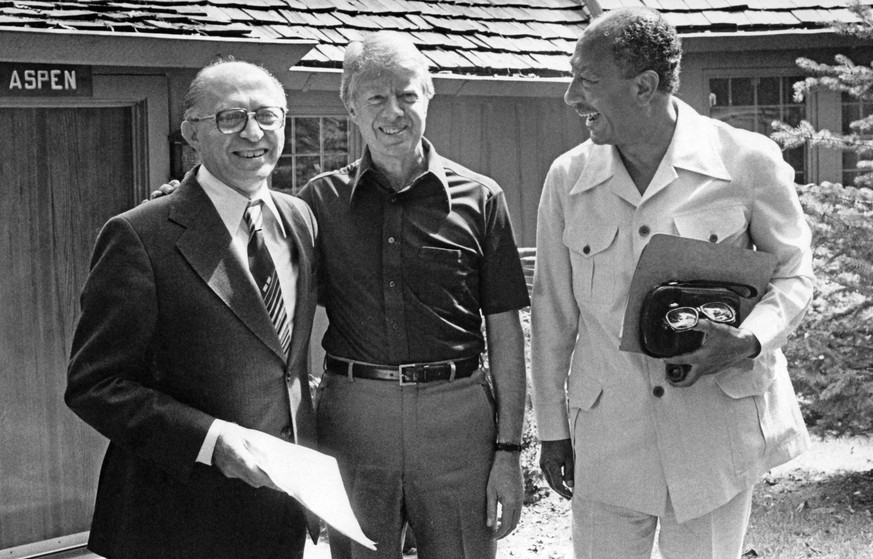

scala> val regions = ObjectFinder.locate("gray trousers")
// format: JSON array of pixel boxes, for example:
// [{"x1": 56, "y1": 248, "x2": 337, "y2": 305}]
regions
[{"x1": 316, "y1": 368, "x2": 497, "y2": 559}]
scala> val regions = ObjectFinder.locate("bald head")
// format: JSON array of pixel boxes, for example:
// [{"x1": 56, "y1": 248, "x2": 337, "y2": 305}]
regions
[{"x1": 183, "y1": 59, "x2": 286, "y2": 120}]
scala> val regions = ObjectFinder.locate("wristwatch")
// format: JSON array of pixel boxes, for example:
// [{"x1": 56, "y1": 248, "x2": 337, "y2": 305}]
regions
[{"x1": 494, "y1": 441, "x2": 523, "y2": 453}]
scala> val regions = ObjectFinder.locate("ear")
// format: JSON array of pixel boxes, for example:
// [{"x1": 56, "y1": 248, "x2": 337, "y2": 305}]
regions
[
  {"x1": 634, "y1": 70, "x2": 660, "y2": 106},
  {"x1": 180, "y1": 120, "x2": 199, "y2": 150}
]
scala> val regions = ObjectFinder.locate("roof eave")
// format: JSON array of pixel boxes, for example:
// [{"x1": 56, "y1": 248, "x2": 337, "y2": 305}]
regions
[
  {"x1": 0, "y1": 27, "x2": 315, "y2": 78},
  {"x1": 681, "y1": 28, "x2": 869, "y2": 53},
  {"x1": 287, "y1": 68, "x2": 569, "y2": 98}
]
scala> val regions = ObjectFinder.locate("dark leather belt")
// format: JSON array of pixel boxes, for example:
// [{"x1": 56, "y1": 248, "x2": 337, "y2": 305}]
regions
[{"x1": 325, "y1": 355, "x2": 480, "y2": 385}]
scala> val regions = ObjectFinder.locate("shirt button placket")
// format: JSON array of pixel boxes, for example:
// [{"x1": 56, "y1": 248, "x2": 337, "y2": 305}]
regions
[{"x1": 383, "y1": 199, "x2": 407, "y2": 360}]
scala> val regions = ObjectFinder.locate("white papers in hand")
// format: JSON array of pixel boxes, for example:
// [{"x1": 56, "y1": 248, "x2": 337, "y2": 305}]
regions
[{"x1": 248, "y1": 430, "x2": 377, "y2": 550}]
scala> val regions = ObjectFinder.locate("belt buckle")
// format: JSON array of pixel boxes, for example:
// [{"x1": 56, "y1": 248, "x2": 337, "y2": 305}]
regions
[
  {"x1": 398, "y1": 361, "x2": 456, "y2": 385},
  {"x1": 399, "y1": 363, "x2": 423, "y2": 386}
]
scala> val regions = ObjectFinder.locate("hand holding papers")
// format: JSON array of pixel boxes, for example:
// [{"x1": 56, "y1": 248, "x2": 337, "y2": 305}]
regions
[{"x1": 246, "y1": 429, "x2": 377, "y2": 550}]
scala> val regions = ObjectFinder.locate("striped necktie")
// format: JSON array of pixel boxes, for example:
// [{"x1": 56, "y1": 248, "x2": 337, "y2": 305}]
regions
[{"x1": 244, "y1": 200, "x2": 291, "y2": 358}]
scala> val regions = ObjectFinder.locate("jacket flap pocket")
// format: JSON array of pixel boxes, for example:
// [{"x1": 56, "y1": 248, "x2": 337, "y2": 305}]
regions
[
  {"x1": 577, "y1": 374, "x2": 604, "y2": 410},
  {"x1": 563, "y1": 223, "x2": 618, "y2": 258},
  {"x1": 673, "y1": 205, "x2": 745, "y2": 243},
  {"x1": 714, "y1": 352, "x2": 777, "y2": 398}
]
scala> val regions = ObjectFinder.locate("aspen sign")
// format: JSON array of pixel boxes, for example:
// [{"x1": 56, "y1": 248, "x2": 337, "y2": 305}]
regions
[{"x1": 1, "y1": 63, "x2": 92, "y2": 97}]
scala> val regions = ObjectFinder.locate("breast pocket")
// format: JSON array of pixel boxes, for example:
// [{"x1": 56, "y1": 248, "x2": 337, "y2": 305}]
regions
[
  {"x1": 562, "y1": 223, "x2": 618, "y2": 303},
  {"x1": 409, "y1": 246, "x2": 475, "y2": 309},
  {"x1": 673, "y1": 205, "x2": 748, "y2": 245}
]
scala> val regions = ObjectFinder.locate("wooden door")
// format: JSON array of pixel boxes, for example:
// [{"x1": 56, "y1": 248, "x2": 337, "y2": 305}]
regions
[{"x1": 0, "y1": 106, "x2": 135, "y2": 549}]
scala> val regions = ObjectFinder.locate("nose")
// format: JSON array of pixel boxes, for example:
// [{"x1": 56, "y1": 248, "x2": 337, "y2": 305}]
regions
[
  {"x1": 564, "y1": 80, "x2": 582, "y2": 108},
  {"x1": 239, "y1": 112, "x2": 265, "y2": 141},
  {"x1": 385, "y1": 95, "x2": 404, "y2": 117}
]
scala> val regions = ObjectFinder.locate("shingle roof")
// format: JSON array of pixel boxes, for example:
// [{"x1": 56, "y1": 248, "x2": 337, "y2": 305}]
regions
[{"x1": 0, "y1": 1, "x2": 872, "y2": 78}]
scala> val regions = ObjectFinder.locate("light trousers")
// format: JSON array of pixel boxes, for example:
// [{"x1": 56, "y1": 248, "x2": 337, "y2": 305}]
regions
[{"x1": 572, "y1": 488, "x2": 753, "y2": 559}]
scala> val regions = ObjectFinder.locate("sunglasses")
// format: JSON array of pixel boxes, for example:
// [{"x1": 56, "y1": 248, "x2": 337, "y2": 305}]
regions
[
  {"x1": 664, "y1": 302, "x2": 736, "y2": 332},
  {"x1": 187, "y1": 107, "x2": 286, "y2": 135}
]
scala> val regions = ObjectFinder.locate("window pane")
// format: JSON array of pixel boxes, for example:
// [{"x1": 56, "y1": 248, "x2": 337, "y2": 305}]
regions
[
  {"x1": 784, "y1": 105, "x2": 804, "y2": 127},
  {"x1": 295, "y1": 155, "x2": 322, "y2": 187},
  {"x1": 843, "y1": 151, "x2": 862, "y2": 185},
  {"x1": 323, "y1": 117, "x2": 348, "y2": 152},
  {"x1": 271, "y1": 156, "x2": 294, "y2": 192},
  {"x1": 709, "y1": 78, "x2": 729, "y2": 107},
  {"x1": 324, "y1": 155, "x2": 348, "y2": 173},
  {"x1": 710, "y1": 74, "x2": 807, "y2": 181},
  {"x1": 784, "y1": 76, "x2": 804, "y2": 104},
  {"x1": 732, "y1": 77, "x2": 754, "y2": 106},
  {"x1": 785, "y1": 148, "x2": 805, "y2": 184},
  {"x1": 843, "y1": 102, "x2": 862, "y2": 132},
  {"x1": 757, "y1": 106, "x2": 781, "y2": 134},
  {"x1": 294, "y1": 117, "x2": 321, "y2": 154},
  {"x1": 758, "y1": 77, "x2": 780, "y2": 106}
]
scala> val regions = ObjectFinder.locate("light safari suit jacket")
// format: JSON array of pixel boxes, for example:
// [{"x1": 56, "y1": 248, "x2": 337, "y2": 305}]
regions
[{"x1": 530, "y1": 98, "x2": 814, "y2": 522}]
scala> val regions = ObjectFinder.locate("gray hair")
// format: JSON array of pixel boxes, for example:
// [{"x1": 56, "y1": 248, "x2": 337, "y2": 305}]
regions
[
  {"x1": 591, "y1": 7, "x2": 682, "y2": 94},
  {"x1": 340, "y1": 32, "x2": 435, "y2": 109},
  {"x1": 183, "y1": 56, "x2": 286, "y2": 120}
]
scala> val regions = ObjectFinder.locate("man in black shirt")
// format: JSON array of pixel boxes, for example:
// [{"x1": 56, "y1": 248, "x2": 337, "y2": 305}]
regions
[{"x1": 299, "y1": 31, "x2": 530, "y2": 559}]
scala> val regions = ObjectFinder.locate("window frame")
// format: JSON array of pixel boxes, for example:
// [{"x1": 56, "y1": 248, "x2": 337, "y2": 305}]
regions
[
  {"x1": 271, "y1": 109, "x2": 361, "y2": 194},
  {"x1": 703, "y1": 68, "x2": 812, "y2": 184}
]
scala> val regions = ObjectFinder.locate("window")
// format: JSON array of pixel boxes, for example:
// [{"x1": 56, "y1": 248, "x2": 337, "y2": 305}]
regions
[
  {"x1": 840, "y1": 92, "x2": 873, "y2": 186},
  {"x1": 708, "y1": 75, "x2": 807, "y2": 183},
  {"x1": 272, "y1": 115, "x2": 351, "y2": 194}
]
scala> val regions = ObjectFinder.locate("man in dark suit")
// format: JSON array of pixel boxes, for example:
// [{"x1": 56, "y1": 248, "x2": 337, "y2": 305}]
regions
[{"x1": 65, "y1": 59, "x2": 318, "y2": 559}]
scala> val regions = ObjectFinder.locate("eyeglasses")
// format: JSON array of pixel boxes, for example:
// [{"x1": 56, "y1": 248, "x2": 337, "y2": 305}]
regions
[
  {"x1": 664, "y1": 302, "x2": 736, "y2": 332},
  {"x1": 187, "y1": 107, "x2": 286, "y2": 134}
]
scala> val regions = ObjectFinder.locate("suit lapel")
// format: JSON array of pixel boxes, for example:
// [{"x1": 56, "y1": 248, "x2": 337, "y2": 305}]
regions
[
  {"x1": 272, "y1": 194, "x2": 317, "y2": 449},
  {"x1": 171, "y1": 176, "x2": 286, "y2": 361},
  {"x1": 281, "y1": 204, "x2": 314, "y2": 368}
]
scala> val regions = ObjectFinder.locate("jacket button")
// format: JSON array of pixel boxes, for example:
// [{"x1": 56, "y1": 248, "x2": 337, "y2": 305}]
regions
[
  {"x1": 280, "y1": 426, "x2": 294, "y2": 440},
  {"x1": 639, "y1": 225, "x2": 650, "y2": 236},
  {"x1": 582, "y1": 245, "x2": 590, "y2": 254},
  {"x1": 653, "y1": 386, "x2": 665, "y2": 398},
  {"x1": 709, "y1": 234, "x2": 718, "y2": 242}
]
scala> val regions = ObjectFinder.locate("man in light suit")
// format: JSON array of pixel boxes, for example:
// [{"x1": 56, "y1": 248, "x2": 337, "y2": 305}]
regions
[
  {"x1": 531, "y1": 7, "x2": 813, "y2": 558},
  {"x1": 65, "y1": 59, "x2": 318, "y2": 559}
]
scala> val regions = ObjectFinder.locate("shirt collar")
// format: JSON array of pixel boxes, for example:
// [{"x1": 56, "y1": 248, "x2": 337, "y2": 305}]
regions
[
  {"x1": 570, "y1": 97, "x2": 732, "y2": 196},
  {"x1": 350, "y1": 138, "x2": 451, "y2": 209},
  {"x1": 666, "y1": 97, "x2": 732, "y2": 182},
  {"x1": 197, "y1": 165, "x2": 286, "y2": 238}
]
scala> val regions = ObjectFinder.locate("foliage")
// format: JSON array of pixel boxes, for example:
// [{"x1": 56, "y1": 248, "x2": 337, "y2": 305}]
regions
[
  {"x1": 770, "y1": 1, "x2": 873, "y2": 436},
  {"x1": 783, "y1": 184, "x2": 873, "y2": 436},
  {"x1": 770, "y1": 1, "x2": 873, "y2": 187}
]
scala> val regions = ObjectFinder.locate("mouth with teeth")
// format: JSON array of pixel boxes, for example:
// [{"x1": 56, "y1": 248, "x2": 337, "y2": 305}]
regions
[
  {"x1": 236, "y1": 148, "x2": 269, "y2": 159},
  {"x1": 577, "y1": 110, "x2": 600, "y2": 124},
  {"x1": 380, "y1": 125, "x2": 407, "y2": 135}
]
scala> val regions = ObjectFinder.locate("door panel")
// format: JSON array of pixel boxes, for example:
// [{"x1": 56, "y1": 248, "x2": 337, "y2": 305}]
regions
[{"x1": 0, "y1": 106, "x2": 134, "y2": 548}]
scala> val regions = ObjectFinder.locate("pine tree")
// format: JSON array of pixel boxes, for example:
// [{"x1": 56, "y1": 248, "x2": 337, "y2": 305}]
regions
[
  {"x1": 770, "y1": 0, "x2": 873, "y2": 436},
  {"x1": 771, "y1": 1, "x2": 873, "y2": 188}
]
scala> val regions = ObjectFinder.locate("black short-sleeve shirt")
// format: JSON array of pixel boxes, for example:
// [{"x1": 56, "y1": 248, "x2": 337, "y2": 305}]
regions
[{"x1": 298, "y1": 139, "x2": 530, "y2": 365}]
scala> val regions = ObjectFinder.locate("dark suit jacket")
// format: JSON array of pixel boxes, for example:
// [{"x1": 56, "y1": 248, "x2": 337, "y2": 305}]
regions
[{"x1": 65, "y1": 171, "x2": 318, "y2": 559}]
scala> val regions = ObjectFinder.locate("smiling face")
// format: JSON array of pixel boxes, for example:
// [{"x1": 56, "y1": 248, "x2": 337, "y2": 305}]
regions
[
  {"x1": 347, "y1": 67, "x2": 429, "y2": 166},
  {"x1": 181, "y1": 62, "x2": 286, "y2": 195},
  {"x1": 564, "y1": 33, "x2": 641, "y2": 148}
]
